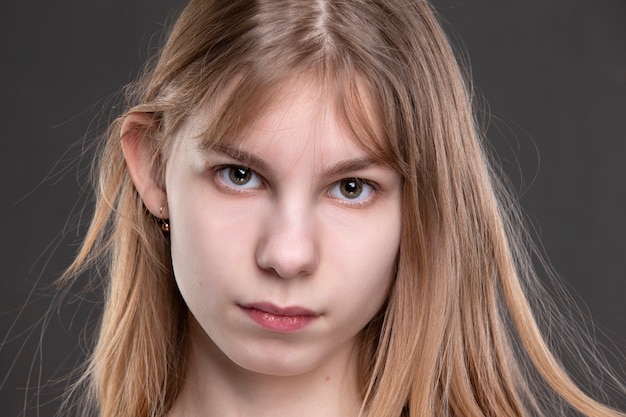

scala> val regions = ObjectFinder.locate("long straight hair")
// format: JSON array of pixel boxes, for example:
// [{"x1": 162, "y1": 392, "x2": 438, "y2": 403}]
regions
[{"x1": 64, "y1": 1, "x2": 625, "y2": 416}]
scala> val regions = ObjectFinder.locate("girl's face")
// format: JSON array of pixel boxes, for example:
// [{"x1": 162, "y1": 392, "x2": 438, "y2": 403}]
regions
[{"x1": 165, "y1": 80, "x2": 402, "y2": 378}]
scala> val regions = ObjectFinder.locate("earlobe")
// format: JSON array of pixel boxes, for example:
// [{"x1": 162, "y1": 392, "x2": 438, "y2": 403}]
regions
[{"x1": 120, "y1": 112, "x2": 168, "y2": 218}]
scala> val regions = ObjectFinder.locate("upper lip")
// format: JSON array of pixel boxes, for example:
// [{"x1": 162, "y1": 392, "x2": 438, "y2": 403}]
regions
[{"x1": 240, "y1": 302, "x2": 319, "y2": 317}]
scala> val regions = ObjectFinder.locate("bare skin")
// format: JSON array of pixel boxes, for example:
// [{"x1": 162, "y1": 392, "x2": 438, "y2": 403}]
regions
[{"x1": 123, "y1": 80, "x2": 402, "y2": 417}]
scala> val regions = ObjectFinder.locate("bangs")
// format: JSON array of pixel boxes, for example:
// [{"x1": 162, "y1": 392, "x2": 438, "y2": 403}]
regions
[{"x1": 194, "y1": 65, "x2": 406, "y2": 176}]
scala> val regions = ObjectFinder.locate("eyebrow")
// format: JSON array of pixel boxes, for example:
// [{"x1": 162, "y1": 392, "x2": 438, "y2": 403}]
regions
[
  {"x1": 211, "y1": 143, "x2": 383, "y2": 178},
  {"x1": 323, "y1": 157, "x2": 381, "y2": 178},
  {"x1": 212, "y1": 144, "x2": 272, "y2": 174}
]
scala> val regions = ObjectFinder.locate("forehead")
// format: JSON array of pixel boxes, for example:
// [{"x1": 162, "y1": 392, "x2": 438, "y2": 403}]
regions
[
  {"x1": 175, "y1": 79, "x2": 361, "y2": 165},
  {"x1": 180, "y1": 74, "x2": 392, "y2": 168}
]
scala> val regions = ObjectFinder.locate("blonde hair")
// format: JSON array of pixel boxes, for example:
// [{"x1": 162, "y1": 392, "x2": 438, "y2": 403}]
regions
[{"x1": 64, "y1": 0, "x2": 625, "y2": 416}]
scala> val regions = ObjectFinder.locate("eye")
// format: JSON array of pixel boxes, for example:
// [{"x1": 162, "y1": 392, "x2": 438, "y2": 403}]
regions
[
  {"x1": 216, "y1": 166, "x2": 263, "y2": 190},
  {"x1": 329, "y1": 178, "x2": 375, "y2": 204}
]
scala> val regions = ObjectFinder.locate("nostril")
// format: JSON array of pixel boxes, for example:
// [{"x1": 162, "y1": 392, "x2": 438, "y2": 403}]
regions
[{"x1": 255, "y1": 223, "x2": 318, "y2": 279}]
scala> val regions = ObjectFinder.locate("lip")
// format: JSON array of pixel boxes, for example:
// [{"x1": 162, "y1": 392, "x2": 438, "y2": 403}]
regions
[{"x1": 239, "y1": 302, "x2": 319, "y2": 332}]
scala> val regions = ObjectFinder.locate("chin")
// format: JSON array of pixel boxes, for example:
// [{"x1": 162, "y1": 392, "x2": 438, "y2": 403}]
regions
[{"x1": 230, "y1": 347, "x2": 323, "y2": 378}]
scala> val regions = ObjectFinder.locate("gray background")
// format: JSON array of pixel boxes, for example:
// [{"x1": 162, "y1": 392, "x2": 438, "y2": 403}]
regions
[{"x1": 1, "y1": 1, "x2": 624, "y2": 415}]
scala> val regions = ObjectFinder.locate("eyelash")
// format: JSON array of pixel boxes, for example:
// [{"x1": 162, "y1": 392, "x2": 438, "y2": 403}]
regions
[
  {"x1": 213, "y1": 165, "x2": 380, "y2": 207},
  {"x1": 214, "y1": 165, "x2": 264, "y2": 192},
  {"x1": 327, "y1": 178, "x2": 378, "y2": 207}
]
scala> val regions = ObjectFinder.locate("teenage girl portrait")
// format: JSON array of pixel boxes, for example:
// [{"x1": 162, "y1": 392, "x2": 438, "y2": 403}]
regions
[{"x1": 1, "y1": 1, "x2": 625, "y2": 416}]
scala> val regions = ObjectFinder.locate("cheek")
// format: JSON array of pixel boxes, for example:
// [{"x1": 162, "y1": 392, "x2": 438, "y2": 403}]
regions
[
  {"x1": 326, "y1": 207, "x2": 401, "y2": 315},
  {"x1": 168, "y1": 187, "x2": 263, "y2": 307}
]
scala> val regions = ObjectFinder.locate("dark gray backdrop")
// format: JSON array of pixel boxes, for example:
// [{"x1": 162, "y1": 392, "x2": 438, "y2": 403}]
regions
[{"x1": 1, "y1": 1, "x2": 625, "y2": 416}]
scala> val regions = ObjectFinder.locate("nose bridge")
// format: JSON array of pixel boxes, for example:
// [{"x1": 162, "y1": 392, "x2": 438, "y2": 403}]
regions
[{"x1": 256, "y1": 193, "x2": 319, "y2": 279}]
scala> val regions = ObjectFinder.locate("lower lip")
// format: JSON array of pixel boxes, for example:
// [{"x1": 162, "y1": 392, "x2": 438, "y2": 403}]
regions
[{"x1": 242, "y1": 307, "x2": 317, "y2": 332}]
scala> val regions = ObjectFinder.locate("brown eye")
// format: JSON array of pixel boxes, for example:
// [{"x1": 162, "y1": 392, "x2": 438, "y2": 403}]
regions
[
  {"x1": 329, "y1": 178, "x2": 375, "y2": 206},
  {"x1": 217, "y1": 166, "x2": 262, "y2": 190},
  {"x1": 228, "y1": 166, "x2": 252, "y2": 185},
  {"x1": 339, "y1": 178, "x2": 363, "y2": 199}
]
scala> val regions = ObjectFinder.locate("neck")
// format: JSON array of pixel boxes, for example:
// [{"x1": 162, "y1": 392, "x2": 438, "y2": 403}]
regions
[{"x1": 168, "y1": 320, "x2": 363, "y2": 417}]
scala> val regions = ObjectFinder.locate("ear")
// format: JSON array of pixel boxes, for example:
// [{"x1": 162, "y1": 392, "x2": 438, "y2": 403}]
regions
[{"x1": 121, "y1": 112, "x2": 169, "y2": 218}]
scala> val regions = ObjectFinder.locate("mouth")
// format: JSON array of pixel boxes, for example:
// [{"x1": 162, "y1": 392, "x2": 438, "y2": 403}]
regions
[{"x1": 239, "y1": 302, "x2": 319, "y2": 332}]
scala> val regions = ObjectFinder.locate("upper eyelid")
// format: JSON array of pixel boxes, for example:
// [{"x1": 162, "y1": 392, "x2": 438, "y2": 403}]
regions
[
  {"x1": 213, "y1": 164, "x2": 376, "y2": 190},
  {"x1": 205, "y1": 147, "x2": 394, "y2": 193},
  {"x1": 214, "y1": 165, "x2": 265, "y2": 191},
  {"x1": 214, "y1": 164, "x2": 263, "y2": 180},
  {"x1": 213, "y1": 165, "x2": 382, "y2": 193},
  {"x1": 328, "y1": 179, "x2": 379, "y2": 208},
  {"x1": 213, "y1": 164, "x2": 382, "y2": 208}
]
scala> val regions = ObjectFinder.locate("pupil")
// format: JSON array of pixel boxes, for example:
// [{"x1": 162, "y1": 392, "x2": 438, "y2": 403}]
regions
[
  {"x1": 229, "y1": 167, "x2": 251, "y2": 185},
  {"x1": 341, "y1": 179, "x2": 362, "y2": 198}
]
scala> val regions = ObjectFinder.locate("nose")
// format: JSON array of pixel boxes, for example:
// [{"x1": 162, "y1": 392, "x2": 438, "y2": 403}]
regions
[{"x1": 255, "y1": 200, "x2": 319, "y2": 279}]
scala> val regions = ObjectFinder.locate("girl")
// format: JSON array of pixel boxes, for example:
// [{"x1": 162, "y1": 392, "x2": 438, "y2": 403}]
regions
[{"x1": 62, "y1": 0, "x2": 625, "y2": 416}]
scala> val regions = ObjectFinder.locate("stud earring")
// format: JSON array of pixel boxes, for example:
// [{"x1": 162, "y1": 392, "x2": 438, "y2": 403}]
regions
[{"x1": 159, "y1": 205, "x2": 170, "y2": 232}]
